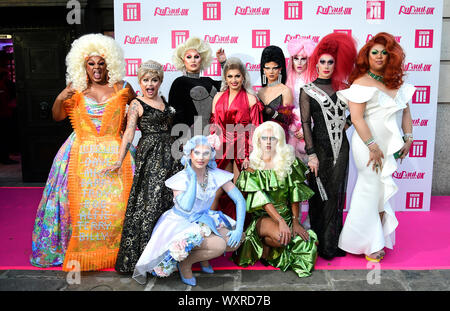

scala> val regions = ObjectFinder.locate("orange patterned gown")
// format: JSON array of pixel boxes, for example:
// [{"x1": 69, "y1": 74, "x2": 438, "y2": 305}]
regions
[{"x1": 62, "y1": 86, "x2": 133, "y2": 271}]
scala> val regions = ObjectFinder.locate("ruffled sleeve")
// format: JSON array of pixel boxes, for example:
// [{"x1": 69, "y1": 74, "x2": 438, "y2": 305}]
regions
[
  {"x1": 250, "y1": 100, "x2": 264, "y2": 126},
  {"x1": 336, "y1": 84, "x2": 379, "y2": 104},
  {"x1": 236, "y1": 170, "x2": 275, "y2": 212},
  {"x1": 209, "y1": 168, "x2": 233, "y2": 191},
  {"x1": 236, "y1": 158, "x2": 314, "y2": 212},
  {"x1": 165, "y1": 170, "x2": 189, "y2": 191},
  {"x1": 64, "y1": 91, "x2": 82, "y2": 115},
  {"x1": 287, "y1": 159, "x2": 315, "y2": 203},
  {"x1": 396, "y1": 83, "x2": 416, "y2": 105}
]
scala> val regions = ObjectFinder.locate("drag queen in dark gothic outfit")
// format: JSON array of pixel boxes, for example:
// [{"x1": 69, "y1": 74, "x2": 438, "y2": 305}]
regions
[{"x1": 300, "y1": 33, "x2": 356, "y2": 260}]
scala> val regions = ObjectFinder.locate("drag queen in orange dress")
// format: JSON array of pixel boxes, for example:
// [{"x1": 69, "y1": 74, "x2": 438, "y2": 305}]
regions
[{"x1": 30, "y1": 34, "x2": 135, "y2": 270}]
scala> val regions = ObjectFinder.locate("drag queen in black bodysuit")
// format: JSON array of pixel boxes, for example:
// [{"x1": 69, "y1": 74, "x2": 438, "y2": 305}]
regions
[
  {"x1": 169, "y1": 37, "x2": 226, "y2": 138},
  {"x1": 299, "y1": 33, "x2": 356, "y2": 260}
]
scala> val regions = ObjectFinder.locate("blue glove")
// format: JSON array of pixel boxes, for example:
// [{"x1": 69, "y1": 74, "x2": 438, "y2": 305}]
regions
[
  {"x1": 175, "y1": 161, "x2": 197, "y2": 212},
  {"x1": 225, "y1": 186, "x2": 246, "y2": 248}
]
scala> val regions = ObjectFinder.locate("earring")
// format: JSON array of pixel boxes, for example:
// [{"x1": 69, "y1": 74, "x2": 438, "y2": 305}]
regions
[
  {"x1": 262, "y1": 74, "x2": 267, "y2": 85},
  {"x1": 277, "y1": 73, "x2": 282, "y2": 83},
  {"x1": 316, "y1": 65, "x2": 319, "y2": 74}
]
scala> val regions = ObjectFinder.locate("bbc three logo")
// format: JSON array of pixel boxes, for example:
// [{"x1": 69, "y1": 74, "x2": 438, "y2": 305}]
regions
[
  {"x1": 171, "y1": 30, "x2": 190, "y2": 48},
  {"x1": 123, "y1": 3, "x2": 141, "y2": 21},
  {"x1": 406, "y1": 192, "x2": 423, "y2": 209},
  {"x1": 252, "y1": 30, "x2": 270, "y2": 48},
  {"x1": 125, "y1": 58, "x2": 142, "y2": 76},
  {"x1": 203, "y1": 2, "x2": 221, "y2": 20},
  {"x1": 366, "y1": 0, "x2": 384, "y2": 20}
]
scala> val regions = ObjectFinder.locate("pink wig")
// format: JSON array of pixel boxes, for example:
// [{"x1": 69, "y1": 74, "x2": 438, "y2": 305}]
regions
[
  {"x1": 286, "y1": 38, "x2": 316, "y2": 91},
  {"x1": 306, "y1": 33, "x2": 357, "y2": 91}
]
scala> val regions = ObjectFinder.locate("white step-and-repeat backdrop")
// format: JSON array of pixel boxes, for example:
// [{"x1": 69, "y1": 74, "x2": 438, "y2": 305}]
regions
[{"x1": 114, "y1": 0, "x2": 443, "y2": 212}]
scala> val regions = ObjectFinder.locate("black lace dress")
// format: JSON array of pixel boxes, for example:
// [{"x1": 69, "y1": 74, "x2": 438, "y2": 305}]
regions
[
  {"x1": 299, "y1": 78, "x2": 349, "y2": 260},
  {"x1": 115, "y1": 97, "x2": 182, "y2": 273},
  {"x1": 260, "y1": 94, "x2": 293, "y2": 134}
]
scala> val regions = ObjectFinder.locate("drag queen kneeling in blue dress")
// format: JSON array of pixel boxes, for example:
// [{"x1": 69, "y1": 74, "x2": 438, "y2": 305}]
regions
[{"x1": 132, "y1": 135, "x2": 246, "y2": 286}]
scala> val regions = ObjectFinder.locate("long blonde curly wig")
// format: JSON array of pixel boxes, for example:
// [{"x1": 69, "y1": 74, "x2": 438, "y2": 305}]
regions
[
  {"x1": 172, "y1": 37, "x2": 213, "y2": 72},
  {"x1": 249, "y1": 121, "x2": 295, "y2": 180},
  {"x1": 220, "y1": 57, "x2": 255, "y2": 95},
  {"x1": 65, "y1": 33, "x2": 125, "y2": 92}
]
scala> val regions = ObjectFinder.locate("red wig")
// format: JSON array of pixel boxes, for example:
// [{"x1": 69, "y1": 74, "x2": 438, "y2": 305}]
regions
[
  {"x1": 306, "y1": 32, "x2": 357, "y2": 91},
  {"x1": 349, "y1": 32, "x2": 405, "y2": 89}
]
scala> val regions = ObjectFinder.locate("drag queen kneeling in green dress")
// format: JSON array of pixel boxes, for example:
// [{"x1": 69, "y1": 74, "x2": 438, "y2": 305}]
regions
[{"x1": 232, "y1": 121, "x2": 318, "y2": 277}]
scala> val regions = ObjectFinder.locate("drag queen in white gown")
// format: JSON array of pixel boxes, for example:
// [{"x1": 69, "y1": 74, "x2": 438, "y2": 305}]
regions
[
  {"x1": 337, "y1": 33, "x2": 415, "y2": 262},
  {"x1": 132, "y1": 135, "x2": 245, "y2": 286}
]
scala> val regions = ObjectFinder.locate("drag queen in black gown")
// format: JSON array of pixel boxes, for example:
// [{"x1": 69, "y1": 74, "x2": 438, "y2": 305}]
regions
[
  {"x1": 102, "y1": 60, "x2": 181, "y2": 273},
  {"x1": 299, "y1": 33, "x2": 357, "y2": 259}
]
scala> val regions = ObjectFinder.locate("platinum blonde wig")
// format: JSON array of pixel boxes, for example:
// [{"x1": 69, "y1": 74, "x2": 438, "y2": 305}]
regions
[
  {"x1": 137, "y1": 60, "x2": 164, "y2": 82},
  {"x1": 220, "y1": 57, "x2": 255, "y2": 95},
  {"x1": 249, "y1": 121, "x2": 295, "y2": 180},
  {"x1": 172, "y1": 37, "x2": 213, "y2": 72},
  {"x1": 65, "y1": 33, "x2": 125, "y2": 92}
]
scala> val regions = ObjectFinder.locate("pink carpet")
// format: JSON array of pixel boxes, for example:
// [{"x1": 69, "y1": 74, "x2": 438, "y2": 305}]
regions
[{"x1": 0, "y1": 187, "x2": 449, "y2": 271}]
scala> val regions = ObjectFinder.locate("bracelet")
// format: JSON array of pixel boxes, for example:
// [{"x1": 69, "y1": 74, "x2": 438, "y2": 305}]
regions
[
  {"x1": 292, "y1": 215, "x2": 298, "y2": 220},
  {"x1": 276, "y1": 216, "x2": 283, "y2": 223},
  {"x1": 403, "y1": 133, "x2": 413, "y2": 142},
  {"x1": 364, "y1": 137, "x2": 375, "y2": 146},
  {"x1": 272, "y1": 111, "x2": 279, "y2": 119},
  {"x1": 308, "y1": 153, "x2": 318, "y2": 160}
]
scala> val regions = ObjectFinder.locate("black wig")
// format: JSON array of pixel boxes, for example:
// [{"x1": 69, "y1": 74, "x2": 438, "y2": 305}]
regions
[{"x1": 259, "y1": 45, "x2": 287, "y2": 86}]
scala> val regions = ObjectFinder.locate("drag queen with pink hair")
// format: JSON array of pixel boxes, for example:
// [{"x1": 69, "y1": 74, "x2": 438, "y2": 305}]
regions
[{"x1": 285, "y1": 38, "x2": 316, "y2": 163}]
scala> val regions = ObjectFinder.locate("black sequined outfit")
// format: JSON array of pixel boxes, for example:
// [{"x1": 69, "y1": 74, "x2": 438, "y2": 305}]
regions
[
  {"x1": 115, "y1": 97, "x2": 182, "y2": 273},
  {"x1": 300, "y1": 78, "x2": 348, "y2": 260}
]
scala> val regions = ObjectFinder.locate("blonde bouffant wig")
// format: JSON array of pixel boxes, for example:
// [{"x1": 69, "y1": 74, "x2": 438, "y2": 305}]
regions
[
  {"x1": 249, "y1": 121, "x2": 296, "y2": 180},
  {"x1": 172, "y1": 37, "x2": 213, "y2": 72},
  {"x1": 65, "y1": 33, "x2": 125, "y2": 92}
]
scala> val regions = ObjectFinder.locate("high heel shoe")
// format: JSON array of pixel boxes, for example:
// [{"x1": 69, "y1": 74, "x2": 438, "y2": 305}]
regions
[
  {"x1": 365, "y1": 255, "x2": 380, "y2": 263},
  {"x1": 200, "y1": 264, "x2": 214, "y2": 274},
  {"x1": 177, "y1": 263, "x2": 196, "y2": 286},
  {"x1": 365, "y1": 251, "x2": 383, "y2": 263}
]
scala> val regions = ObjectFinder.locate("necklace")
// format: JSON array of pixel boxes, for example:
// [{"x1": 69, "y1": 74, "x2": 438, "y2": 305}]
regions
[
  {"x1": 184, "y1": 72, "x2": 200, "y2": 79},
  {"x1": 198, "y1": 169, "x2": 208, "y2": 191},
  {"x1": 267, "y1": 81, "x2": 281, "y2": 87},
  {"x1": 367, "y1": 71, "x2": 384, "y2": 83}
]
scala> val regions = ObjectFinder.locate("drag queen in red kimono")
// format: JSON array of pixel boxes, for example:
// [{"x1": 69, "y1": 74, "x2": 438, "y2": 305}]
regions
[{"x1": 209, "y1": 57, "x2": 264, "y2": 218}]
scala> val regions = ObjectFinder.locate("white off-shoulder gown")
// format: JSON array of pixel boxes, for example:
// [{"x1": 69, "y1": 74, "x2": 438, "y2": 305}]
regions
[{"x1": 336, "y1": 83, "x2": 416, "y2": 256}]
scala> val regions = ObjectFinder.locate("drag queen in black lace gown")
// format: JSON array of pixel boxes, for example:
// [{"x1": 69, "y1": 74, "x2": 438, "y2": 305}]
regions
[
  {"x1": 103, "y1": 61, "x2": 182, "y2": 273},
  {"x1": 300, "y1": 33, "x2": 356, "y2": 259}
]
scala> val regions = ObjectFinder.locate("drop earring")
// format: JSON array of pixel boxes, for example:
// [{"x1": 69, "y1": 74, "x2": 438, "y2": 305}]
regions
[
  {"x1": 277, "y1": 73, "x2": 282, "y2": 83},
  {"x1": 262, "y1": 74, "x2": 267, "y2": 85}
]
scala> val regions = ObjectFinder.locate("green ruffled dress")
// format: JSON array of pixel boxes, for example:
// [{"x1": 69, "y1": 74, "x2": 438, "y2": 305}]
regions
[{"x1": 232, "y1": 158, "x2": 318, "y2": 277}]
